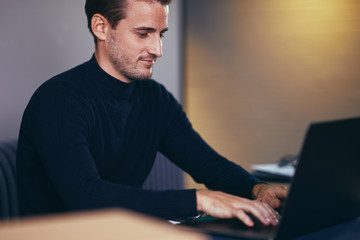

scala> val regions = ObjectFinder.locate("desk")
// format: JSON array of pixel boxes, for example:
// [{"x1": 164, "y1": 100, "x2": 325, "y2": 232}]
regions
[
  {"x1": 0, "y1": 209, "x2": 208, "y2": 240},
  {"x1": 2, "y1": 209, "x2": 358, "y2": 240},
  {"x1": 210, "y1": 218, "x2": 360, "y2": 240}
]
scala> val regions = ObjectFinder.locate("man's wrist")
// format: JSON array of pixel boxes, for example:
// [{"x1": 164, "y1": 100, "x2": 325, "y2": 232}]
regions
[{"x1": 195, "y1": 189, "x2": 205, "y2": 212}]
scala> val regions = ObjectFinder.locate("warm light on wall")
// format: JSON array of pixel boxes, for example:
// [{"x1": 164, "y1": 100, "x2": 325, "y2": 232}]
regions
[{"x1": 184, "y1": 0, "x2": 360, "y2": 189}]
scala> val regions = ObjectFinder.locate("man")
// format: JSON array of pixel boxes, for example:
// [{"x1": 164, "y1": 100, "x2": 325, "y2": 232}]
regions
[{"x1": 17, "y1": 0, "x2": 287, "y2": 227}]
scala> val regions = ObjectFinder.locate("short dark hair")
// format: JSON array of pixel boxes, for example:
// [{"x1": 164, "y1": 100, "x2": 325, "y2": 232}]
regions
[{"x1": 85, "y1": 0, "x2": 172, "y2": 43}]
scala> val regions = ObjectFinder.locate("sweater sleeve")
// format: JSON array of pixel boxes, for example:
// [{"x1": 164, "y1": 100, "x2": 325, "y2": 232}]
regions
[
  {"x1": 19, "y1": 80, "x2": 197, "y2": 219},
  {"x1": 158, "y1": 92, "x2": 262, "y2": 199}
]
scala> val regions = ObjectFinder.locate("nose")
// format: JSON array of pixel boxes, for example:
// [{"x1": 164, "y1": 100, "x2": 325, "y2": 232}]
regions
[{"x1": 148, "y1": 35, "x2": 163, "y2": 58}]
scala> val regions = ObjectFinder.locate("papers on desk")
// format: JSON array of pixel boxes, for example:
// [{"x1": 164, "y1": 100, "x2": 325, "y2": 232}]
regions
[{"x1": 251, "y1": 163, "x2": 295, "y2": 178}]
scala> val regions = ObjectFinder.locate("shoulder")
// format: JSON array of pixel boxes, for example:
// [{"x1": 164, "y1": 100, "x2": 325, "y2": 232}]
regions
[
  {"x1": 25, "y1": 61, "x2": 94, "y2": 117},
  {"x1": 32, "y1": 61, "x2": 91, "y2": 101},
  {"x1": 41, "y1": 61, "x2": 89, "y2": 91}
]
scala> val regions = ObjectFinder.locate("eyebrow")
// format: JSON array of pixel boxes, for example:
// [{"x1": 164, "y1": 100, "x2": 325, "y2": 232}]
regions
[{"x1": 134, "y1": 27, "x2": 169, "y2": 33}]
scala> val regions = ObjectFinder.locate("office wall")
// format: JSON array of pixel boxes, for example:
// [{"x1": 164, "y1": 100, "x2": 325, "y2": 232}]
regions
[
  {"x1": 184, "y1": 0, "x2": 360, "y2": 188},
  {"x1": 0, "y1": 0, "x2": 183, "y2": 141}
]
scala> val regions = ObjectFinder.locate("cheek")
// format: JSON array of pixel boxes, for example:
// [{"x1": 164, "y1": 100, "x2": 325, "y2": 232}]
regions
[
  {"x1": 113, "y1": 32, "x2": 147, "y2": 58},
  {"x1": 122, "y1": 37, "x2": 144, "y2": 54}
]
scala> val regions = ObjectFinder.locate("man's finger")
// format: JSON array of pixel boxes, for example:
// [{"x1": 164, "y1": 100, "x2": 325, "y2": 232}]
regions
[
  {"x1": 234, "y1": 210, "x2": 255, "y2": 227},
  {"x1": 242, "y1": 201, "x2": 276, "y2": 226}
]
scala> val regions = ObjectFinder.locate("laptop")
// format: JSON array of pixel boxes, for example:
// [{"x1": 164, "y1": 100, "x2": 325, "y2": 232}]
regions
[{"x1": 179, "y1": 117, "x2": 360, "y2": 239}]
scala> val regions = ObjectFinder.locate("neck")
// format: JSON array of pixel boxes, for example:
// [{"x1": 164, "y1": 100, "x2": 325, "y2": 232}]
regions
[{"x1": 94, "y1": 47, "x2": 131, "y2": 83}]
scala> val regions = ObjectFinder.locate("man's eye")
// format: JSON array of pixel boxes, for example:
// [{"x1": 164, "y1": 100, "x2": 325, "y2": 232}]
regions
[
  {"x1": 160, "y1": 33, "x2": 165, "y2": 39},
  {"x1": 138, "y1": 32, "x2": 148, "y2": 38}
]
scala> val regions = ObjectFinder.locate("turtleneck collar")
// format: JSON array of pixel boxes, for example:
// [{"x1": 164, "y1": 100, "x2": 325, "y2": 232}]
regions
[{"x1": 85, "y1": 54, "x2": 136, "y2": 99}]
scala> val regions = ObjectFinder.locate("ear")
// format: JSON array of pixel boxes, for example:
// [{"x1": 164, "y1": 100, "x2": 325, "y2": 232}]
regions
[{"x1": 91, "y1": 13, "x2": 109, "y2": 42}]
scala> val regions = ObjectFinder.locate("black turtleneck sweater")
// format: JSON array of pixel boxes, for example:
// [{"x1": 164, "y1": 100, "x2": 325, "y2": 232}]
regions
[{"x1": 16, "y1": 55, "x2": 261, "y2": 219}]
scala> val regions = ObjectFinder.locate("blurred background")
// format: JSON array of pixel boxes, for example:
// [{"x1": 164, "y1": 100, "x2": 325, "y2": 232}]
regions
[
  {"x1": 184, "y1": 0, "x2": 360, "y2": 188},
  {"x1": 1, "y1": 0, "x2": 360, "y2": 189}
]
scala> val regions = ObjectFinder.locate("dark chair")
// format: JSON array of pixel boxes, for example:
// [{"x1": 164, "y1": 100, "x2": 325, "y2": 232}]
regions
[{"x1": 0, "y1": 140, "x2": 18, "y2": 220}]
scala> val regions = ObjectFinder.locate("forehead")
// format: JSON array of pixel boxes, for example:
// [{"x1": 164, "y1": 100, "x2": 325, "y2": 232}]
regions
[{"x1": 122, "y1": 0, "x2": 169, "y2": 28}]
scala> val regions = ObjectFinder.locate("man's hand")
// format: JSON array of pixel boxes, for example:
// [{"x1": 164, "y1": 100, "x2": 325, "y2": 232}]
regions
[
  {"x1": 196, "y1": 190, "x2": 280, "y2": 227},
  {"x1": 252, "y1": 184, "x2": 288, "y2": 209}
]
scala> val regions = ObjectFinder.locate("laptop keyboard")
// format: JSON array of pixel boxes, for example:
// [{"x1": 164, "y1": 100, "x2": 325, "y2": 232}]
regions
[{"x1": 182, "y1": 215, "x2": 278, "y2": 235}]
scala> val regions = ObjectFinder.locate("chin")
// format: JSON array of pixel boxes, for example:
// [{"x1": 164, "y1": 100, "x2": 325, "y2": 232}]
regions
[
  {"x1": 127, "y1": 73, "x2": 152, "y2": 81},
  {"x1": 138, "y1": 71, "x2": 153, "y2": 80}
]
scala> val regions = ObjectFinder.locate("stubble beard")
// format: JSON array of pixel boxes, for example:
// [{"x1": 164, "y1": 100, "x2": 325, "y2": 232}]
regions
[{"x1": 108, "y1": 32, "x2": 153, "y2": 82}]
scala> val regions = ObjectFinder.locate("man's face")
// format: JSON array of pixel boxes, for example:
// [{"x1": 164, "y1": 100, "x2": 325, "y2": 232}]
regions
[{"x1": 104, "y1": 1, "x2": 169, "y2": 82}]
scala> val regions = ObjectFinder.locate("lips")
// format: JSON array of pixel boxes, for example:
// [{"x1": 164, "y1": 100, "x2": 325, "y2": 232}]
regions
[
  {"x1": 139, "y1": 58, "x2": 156, "y2": 67},
  {"x1": 141, "y1": 59, "x2": 155, "y2": 63},
  {"x1": 139, "y1": 56, "x2": 156, "y2": 67}
]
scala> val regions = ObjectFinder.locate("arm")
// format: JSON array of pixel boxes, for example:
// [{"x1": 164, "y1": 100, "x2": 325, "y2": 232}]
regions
[
  {"x1": 157, "y1": 93, "x2": 287, "y2": 225},
  {"x1": 159, "y1": 123, "x2": 262, "y2": 199}
]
